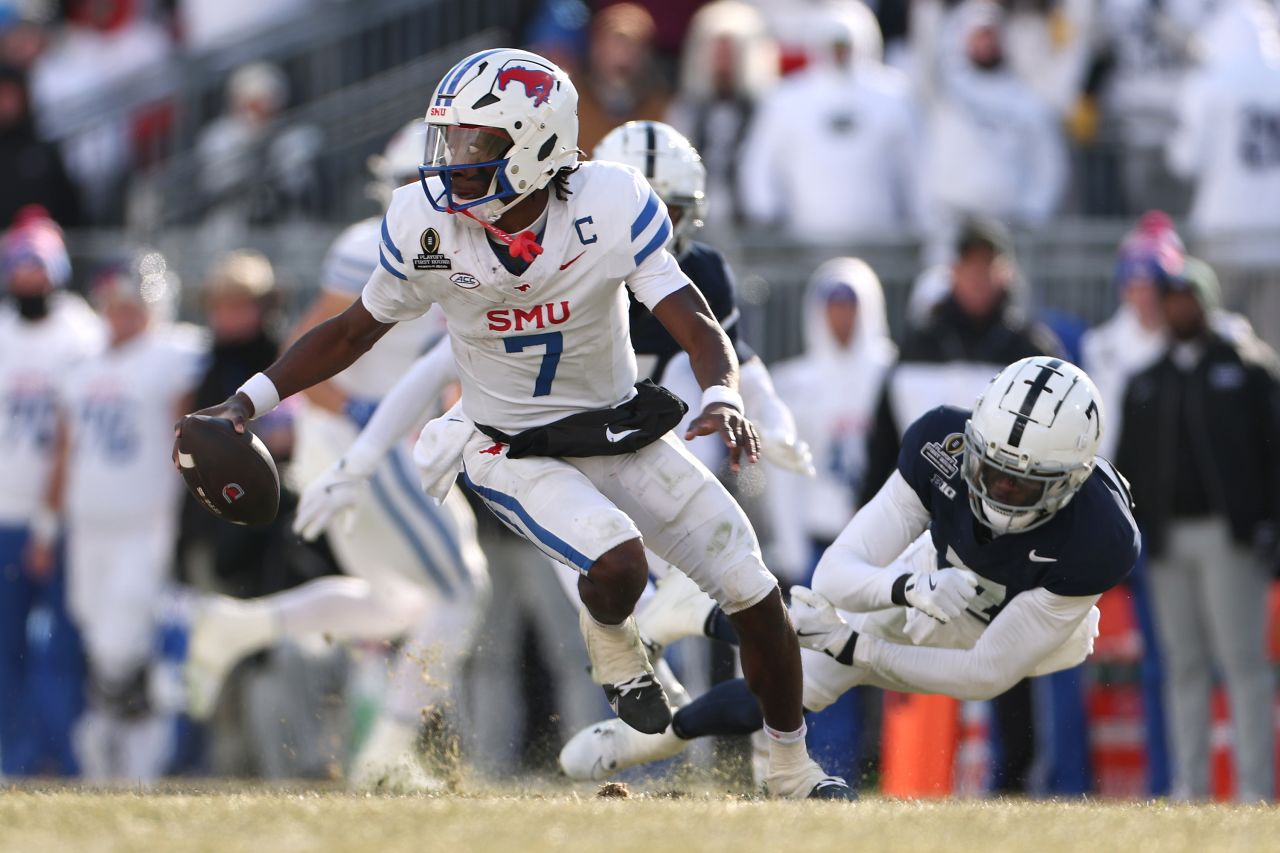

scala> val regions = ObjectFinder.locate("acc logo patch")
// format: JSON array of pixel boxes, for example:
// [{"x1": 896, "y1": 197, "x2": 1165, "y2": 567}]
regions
[
  {"x1": 450, "y1": 272, "x2": 480, "y2": 289},
  {"x1": 414, "y1": 228, "x2": 451, "y2": 271},
  {"x1": 221, "y1": 483, "x2": 246, "y2": 504}
]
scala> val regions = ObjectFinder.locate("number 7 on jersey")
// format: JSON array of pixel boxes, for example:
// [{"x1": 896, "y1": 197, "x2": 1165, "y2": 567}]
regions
[{"x1": 504, "y1": 332, "x2": 563, "y2": 397}]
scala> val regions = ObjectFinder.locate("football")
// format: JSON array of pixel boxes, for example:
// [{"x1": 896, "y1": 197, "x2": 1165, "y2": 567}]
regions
[{"x1": 174, "y1": 415, "x2": 280, "y2": 526}]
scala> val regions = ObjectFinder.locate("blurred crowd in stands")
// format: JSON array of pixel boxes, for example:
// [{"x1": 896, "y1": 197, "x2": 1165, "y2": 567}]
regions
[{"x1": 1, "y1": 0, "x2": 1279, "y2": 802}]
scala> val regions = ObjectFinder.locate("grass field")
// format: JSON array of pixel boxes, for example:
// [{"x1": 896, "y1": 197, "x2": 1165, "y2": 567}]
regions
[{"x1": 1, "y1": 786, "x2": 1277, "y2": 853}]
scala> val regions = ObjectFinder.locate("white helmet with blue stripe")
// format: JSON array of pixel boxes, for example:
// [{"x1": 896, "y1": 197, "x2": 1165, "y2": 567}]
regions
[
  {"x1": 593, "y1": 121, "x2": 706, "y2": 254},
  {"x1": 963, "y1": 357, "x2": 1103, "y2": 534},
  {"x1": 421, "y1": 48, "x2": 579, "y2": 224}
]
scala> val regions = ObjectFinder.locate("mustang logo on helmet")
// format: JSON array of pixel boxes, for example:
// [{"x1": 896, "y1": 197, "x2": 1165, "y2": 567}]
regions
[{"x1": 497, "y1": 66, "x2": 556, "y2": 107}]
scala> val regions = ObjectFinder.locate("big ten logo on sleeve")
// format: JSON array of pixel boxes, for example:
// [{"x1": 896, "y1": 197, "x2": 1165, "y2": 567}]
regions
[{"x1": 414, "y1": 229, "x2": 452, "y2": 271}]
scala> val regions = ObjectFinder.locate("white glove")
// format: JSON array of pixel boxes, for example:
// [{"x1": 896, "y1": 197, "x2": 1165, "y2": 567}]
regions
[
  {"x1": 759, "y1": 430, "x2": 816, "y2": 477},
  {"x1": 902, "y1": 567, "x2": 980, "y2": 623},
  {"x1": 293, "y1": 459, "x2": 366, "y2": 541},
  {"x1": 1030, "y1": 605, "x2": 1101, "y2": 676},
  {"x1": 789, "y1": 586, "x2": 856, "y2": 662}
]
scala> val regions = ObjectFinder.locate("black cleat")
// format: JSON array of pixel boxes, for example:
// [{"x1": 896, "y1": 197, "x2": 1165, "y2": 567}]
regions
[
  {"x1": 807, "y1": 777, "x2": 857, "y2": 800},
  {"x1": 603, "y1": 673, "x2": 672, "y2": 735}
]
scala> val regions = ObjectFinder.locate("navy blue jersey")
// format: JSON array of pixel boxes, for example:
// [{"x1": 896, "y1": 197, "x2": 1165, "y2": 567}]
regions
[
  {"x1": 629, "y1": 241, "x2": 756, "y2": 372},
  {"x1": 898, "y1": 406, "x2": 1139, "y2": 622}
]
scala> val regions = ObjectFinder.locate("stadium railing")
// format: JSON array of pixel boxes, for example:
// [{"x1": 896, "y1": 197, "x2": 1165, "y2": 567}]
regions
[{"x1": 53, "y1": 220, "x2": 1123, "y2": 355}]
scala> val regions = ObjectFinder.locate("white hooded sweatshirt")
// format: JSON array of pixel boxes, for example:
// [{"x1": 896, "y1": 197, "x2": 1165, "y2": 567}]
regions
[
  {"x1": 765, "y1": 258, "x2": 897, "y2": 581},
  {"x1": 1167, "y1": 0, "x2": 1280, "y2": 262},
  {"x1": 921, "y1": 1, "x2": 1066, "y2": 228},
  {"x1": 737, "y1": 52, "x2": 923, "y2": 243}
]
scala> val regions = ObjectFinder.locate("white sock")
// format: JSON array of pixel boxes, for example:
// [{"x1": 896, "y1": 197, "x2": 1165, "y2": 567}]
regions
[
  {"x1": 764, "y1": 722, "x2": 811, "y2": 774},
  {"x1": 578, "y1": 609, "x2": 651, "y2": 684}
]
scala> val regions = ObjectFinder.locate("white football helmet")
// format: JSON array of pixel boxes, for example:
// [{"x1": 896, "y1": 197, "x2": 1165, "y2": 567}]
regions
[
  {"x1": 593, "y1": 121, "x2": 706, "y2": 253},
  {"x1": 963, "y1": 357, "x2": 1103, "y2": 534},
  {"x1": 420, "y1": 48, "x2": 579, "y2": 223}
]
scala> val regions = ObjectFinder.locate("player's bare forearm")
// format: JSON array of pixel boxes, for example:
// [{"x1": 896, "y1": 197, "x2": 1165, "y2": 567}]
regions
[
  {"x1": 651, "y1": 285, "x2": 758, "y2": 468},
  {"x1": 652, "y1": 285, "x2": 738, "y2": 390},
  {"x1": 287, "y1": 289, "x2": 358, "y2": 413},
  {"x1": 265, "y1": 298, "x2": 392, "y2": 400}
]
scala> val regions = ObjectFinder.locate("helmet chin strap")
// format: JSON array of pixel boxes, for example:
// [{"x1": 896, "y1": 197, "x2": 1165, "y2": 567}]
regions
[{"x1": 451, "y1": 205, "x2": 544, "y2": 264}]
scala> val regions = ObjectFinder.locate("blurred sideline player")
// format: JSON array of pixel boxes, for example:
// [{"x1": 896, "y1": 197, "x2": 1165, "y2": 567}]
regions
[
  {"x1": 0, "y1": 210, "x2": 103, "y2": 777},
  {"x1": 183, "y1": 48, "x2": 851, "y2": 798},
  {"x1": 184, "y1": 121, "x2": 490, "y2": 791},
  {"x1": 34, "y1": 256, "x2": 207, "y2": 781},
  {"x1": 294, "y1": 121, "x2": 814, "y2": 711},
  {"x1": 559, "y1": 358, "x2": 1137, "y2": 783}
]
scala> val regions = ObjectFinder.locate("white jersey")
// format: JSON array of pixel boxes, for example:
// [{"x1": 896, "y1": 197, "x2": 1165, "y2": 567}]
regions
[
  {"x1": 320, "y1": 217, "x2": 447, "y2": 401},
  {"x1": 59, "y1": 325, "x2": 207, "y2": 524},
  {"x1": 1166, "y1": 1, "x2": 1280, "y2": 259},
  {"x1": 0, "y1": 295, "x2": 105, "y2": 524},
  {"x1": 362, "y1": 161, "x2": 691, "y2": 433}
]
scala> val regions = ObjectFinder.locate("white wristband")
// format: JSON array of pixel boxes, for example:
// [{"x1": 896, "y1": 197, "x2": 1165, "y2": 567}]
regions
[
  {"x1": 701, "y1": 384, "x2": 744, "y2": 413},
  {"x1": 237, "y1": 372, "x2": 281, "y2": 418}
]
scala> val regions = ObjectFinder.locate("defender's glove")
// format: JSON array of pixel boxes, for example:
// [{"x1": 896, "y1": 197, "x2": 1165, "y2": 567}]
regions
[
  {"x1": 1031, "y1": 605, "x2": 1101, "y2": 676},
  {"x1": 789, "y1": 586, "x2": 857, "y2": 664},
  {"x1": 293, "y1": 459, "x2": 366, "y2": 541},
  {"x1": 902, "y1": 567, "x2": 980, "y2": 623}
]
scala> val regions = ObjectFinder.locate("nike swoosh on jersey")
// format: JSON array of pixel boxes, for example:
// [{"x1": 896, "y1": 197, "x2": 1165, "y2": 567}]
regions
[
  {"x1": 606, "y1": 427, "x2": 640, "y2": 442},
  {"x1": 559, "y1": 251, "x2": 586, "y2": 271},
  {"x1": 927, "y1": 576, "x2": 938, "y2": 591},
  {"x1": 1028, "y1": 550, "x2": 1058, "y2": 563}
]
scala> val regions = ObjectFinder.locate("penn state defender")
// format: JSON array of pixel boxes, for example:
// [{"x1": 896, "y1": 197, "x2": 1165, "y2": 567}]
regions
[
  {"x1": 559, "y1": 358, "x2": 1138, "y2": 781},
  {"x1": 181, "y1": 48, "x2": 848, "y2": 798}
]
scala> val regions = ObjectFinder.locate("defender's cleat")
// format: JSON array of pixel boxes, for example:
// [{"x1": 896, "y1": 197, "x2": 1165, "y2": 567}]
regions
[
  {"x1": 602, "y1": 673, "x2": 673, "y2": 735},
  {"x1": 636, "y1": 570, "x2": 716, "y2": 653},
  {"x1": 559, "y1": 717, "x2": 687, "y2": 781}
]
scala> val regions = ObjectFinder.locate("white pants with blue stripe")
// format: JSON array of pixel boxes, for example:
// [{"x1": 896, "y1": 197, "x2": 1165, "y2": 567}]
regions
[{"x1": 458, "y1": 428, "x2": 776, "y2": 615}]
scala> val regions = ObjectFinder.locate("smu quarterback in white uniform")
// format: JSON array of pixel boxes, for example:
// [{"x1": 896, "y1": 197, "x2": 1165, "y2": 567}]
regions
[{"x1": 181, "y1": 47, "x2": 850, "y2": 799}]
